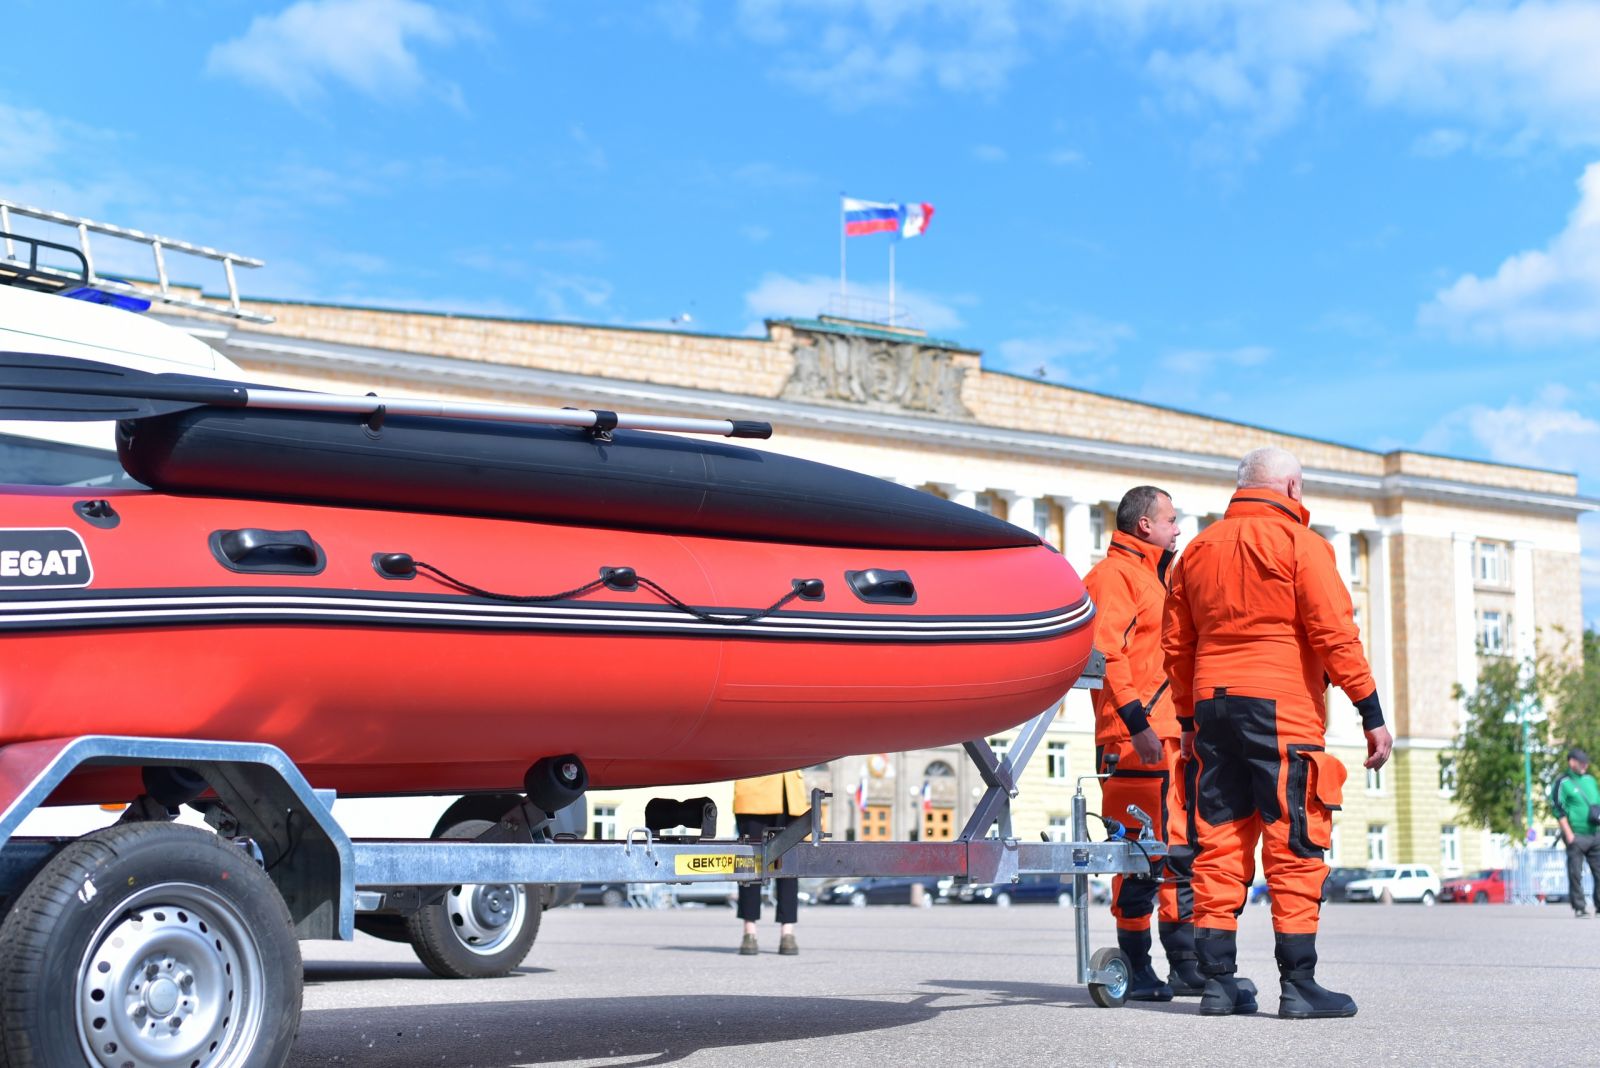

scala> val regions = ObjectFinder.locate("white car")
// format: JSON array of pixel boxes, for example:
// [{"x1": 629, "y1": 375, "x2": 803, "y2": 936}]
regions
[{"x1": 1343, "y1": 866, "x2": 1441, "y2": 905}]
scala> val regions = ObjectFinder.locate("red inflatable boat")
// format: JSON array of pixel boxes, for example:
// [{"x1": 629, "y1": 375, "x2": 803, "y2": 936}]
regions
[{"x1": 0, "y1": 358, "x2": 1096, "y2": 804}]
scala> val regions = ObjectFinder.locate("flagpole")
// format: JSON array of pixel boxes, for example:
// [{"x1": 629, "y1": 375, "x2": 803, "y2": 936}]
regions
[
  {"x1": 889, "y1": 239, "x2": 896, "y2": 325},
  {"x1": 839, "y1": 194, "x2": 847, "y2": 307}
]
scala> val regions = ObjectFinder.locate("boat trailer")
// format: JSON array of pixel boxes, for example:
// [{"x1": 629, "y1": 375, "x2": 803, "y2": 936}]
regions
[{"x1": 0, "y1": 657, "x2": 1164, "y2": 1066}]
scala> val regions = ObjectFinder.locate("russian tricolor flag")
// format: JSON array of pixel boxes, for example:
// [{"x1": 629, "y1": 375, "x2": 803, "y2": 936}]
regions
[{"x1": 843, "y1": 197, "x2": 902, "y2": 237}]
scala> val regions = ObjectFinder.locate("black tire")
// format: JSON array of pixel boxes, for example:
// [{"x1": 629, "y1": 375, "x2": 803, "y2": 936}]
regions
[
  {"x1": 600, "y1": 887, "x2": 627, "y2": 909},
  {"x1": 1087, "y1": 947, "x2": 1130, "y2": 1008},
  {"x1": 0, "y1": 821, "x2": 302, "y2": 1068},
  {"x1": 353, "y1": 913, "x2": 413, "y2": 944},
  {"x1": 1473, "y1": 891, "x2": 1489, "y2": 904},
  {"x1": 405, "y1": 820, "x2": 541, "y2": 979}
]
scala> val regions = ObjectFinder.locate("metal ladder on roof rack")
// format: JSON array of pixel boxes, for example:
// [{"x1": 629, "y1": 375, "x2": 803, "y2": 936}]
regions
[{"x1": 0, "y1": 198, "x2": 273, "y2": 324}]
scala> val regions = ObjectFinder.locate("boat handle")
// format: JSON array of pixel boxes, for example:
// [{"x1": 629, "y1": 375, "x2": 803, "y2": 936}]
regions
[
  {"x1": 845, "y1": 568, "x2": 916, "y2": 605},
  {"x1": 209, "y1": 528, "x2": 326, "y2": 575}
]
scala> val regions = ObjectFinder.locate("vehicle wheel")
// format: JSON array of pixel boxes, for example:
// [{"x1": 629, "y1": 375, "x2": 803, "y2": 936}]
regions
[
  {"x1": 600, "y1": 887, "x2": 627, "y2": 909},
  {"x1": 406, "y1": 819, "x2": 541, "y2": 979},
  {"x1": 0, "y1": 821, "x2": 302, "y2": 1068},
  {"x1": 1087, "y1": 947, "x2": 1130, "y2": 1008},
  {"x1": 1056, "y1": 891, "x2": 1073, "y2": 907},
  {"x1": 994, "y1": 892, "x2": 1013, "y2": 908},
  {"x1": 1421, "y1": 890, "x2": 1436, "y2": 907},
  {"x1": 1474, "y1": 891, "x2": 1489, "y2": 904},
  {"x1": 850, "y1": 892, "x2": 867, "y2": 908},
  {"x1": 354, "y1": 913, "x2": 413, "y2": 943}
]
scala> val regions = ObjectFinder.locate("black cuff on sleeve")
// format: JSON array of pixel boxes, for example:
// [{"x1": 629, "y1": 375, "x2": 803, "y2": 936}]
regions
[
  {"x1": 1354, "y1": 691, "x2": 1385, "y2": 731},
  {"x1": 1116, "y1": 700, "x2": 1151, "y2": 737},
  {"x1": 1178, "y1": 716, "x2": 1194, "y2": 731}
]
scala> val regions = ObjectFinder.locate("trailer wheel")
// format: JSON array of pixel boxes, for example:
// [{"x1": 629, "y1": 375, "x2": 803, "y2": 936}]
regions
[
  {"x1": 1087, "y1": 947, "x2": 1131, "y2": 1008},
  {"x1": 405, "y1": 820, "x2": 541, "y2": 979},
  {"x1": 0, "y1": 821, "x2": 301, "y2": 1068}
]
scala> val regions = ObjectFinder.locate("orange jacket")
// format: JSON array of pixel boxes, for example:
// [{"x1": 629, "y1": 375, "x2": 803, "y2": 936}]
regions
[
  {"x1": 1162, "y1": 487, "x2": 1382, "y2": 731},
  {"x1": 1084, "y1": 529, "x2": 1179, "y2": 746}
]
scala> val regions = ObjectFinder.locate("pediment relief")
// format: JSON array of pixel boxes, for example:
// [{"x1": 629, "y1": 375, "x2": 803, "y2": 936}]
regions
[{"x1": 781, "y1": 330, "x2": 974, "y2": 418}]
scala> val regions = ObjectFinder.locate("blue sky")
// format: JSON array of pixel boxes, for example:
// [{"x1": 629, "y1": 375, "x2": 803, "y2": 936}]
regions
[{"x1": 5, "y1": 0, "x2": 1600, "y2": 620}]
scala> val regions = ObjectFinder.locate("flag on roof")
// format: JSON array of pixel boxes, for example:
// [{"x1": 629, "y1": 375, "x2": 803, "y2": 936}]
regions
[
  {"x1": 843, "y1": 197, "x2": 902, "y2": 237},
  {"x1": 901, "y1": 202, "x2": 934, "y2": 239}
]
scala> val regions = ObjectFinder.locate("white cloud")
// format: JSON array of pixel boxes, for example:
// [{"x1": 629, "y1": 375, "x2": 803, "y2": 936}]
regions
[
  {"x1": 205, "y1": 0, "x2": 472, "y2": 106},
  {"x1": 743, "y1": 272, "x2": 968, "y2": 334},
  {"x1": 991, "y1": 316, "x2": 1135, "y2": 385},
  {"x1": 1411, "y1": 127, "x2": 1467, "y2": 158},
  {"x1": 0, "y1": 101, "x2": 63, "y2": 171},
  {"x1": 1421, "y1": 161, "x2": 1600, "y2": 345},
  {"x1": 972, "y1": 144, "x2": 1008, "y2": 163},
  {"x1": 743, "y1": 0, "x2": 1028, "y2": 109},
  {"x1": 1419, "y1": 385, "x2": 1600, "y2": 472},
  {"x1": 1158, "y1": 344, "x2": 1272, "y2": 376},
  {"x1": 740, "y1": 225, "x2": 772, "y2": 243},
  {"x1": 729, "y1": 162, "x2": 814, "y2": 189},
  {"x1": 1045, "y1": 147, "x2": 1086, "y2": 167}
]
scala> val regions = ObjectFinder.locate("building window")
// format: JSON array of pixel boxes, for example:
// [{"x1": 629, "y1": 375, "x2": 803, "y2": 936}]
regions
[
  {"x1": 1440, "y1": 825, "x2": 1461, "y2": 874},
  {"x1": 1366, "y1": 765, "x2": 1384, "y2": 793},
  {"x1": 1090, "y1": 506, "x2": 1109, "y2": 555},
  {"x1": 859, "y1": 804, "x2": 892, "y2": 842},
  {"x1": 1030, "y1": 499, "x2": 1051, "y2": 541},
  {"x1": 988, "y1": 736, "x2": 1011, "y2": 765},
  {"x1": 1477, "y1": 609, "x2": 1507, "y2": 656},
  {"x1": 1328, "y1": 820, "x2": 1341, "y2": 866},
  {"x1": 1439, "y1": 756, "x2": 1458, "y2": 796},
  {"x1": 1046, "y1": 814, "x2": 1070, "y2": 843},
  {"x1": 973, "y1": 492, "x2": 996, "y2": 516},
  {"x1": 1367, "y1": 823, "x2": 1388, "y2": 863},
  {"x1": 1349, "y1": 533, "x2": 1367, "y2": 586},
  {"x1": 922, "y1": 806, "x2": 954, "y2": 841},
  {"x1": 592, "y1": 804, "x2": 618, "y2": 841},
  {"x1": 1475, "y1": 540, "x2": 1509, "y2": 586},
  {"x1": 1047, "y1": 741, "x2": 1069, "y2": 780}
]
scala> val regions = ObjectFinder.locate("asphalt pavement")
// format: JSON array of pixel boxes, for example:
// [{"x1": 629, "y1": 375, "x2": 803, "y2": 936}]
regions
[{"x1": 289, "y1": 900, "x2": 1597, "y2": 1067}]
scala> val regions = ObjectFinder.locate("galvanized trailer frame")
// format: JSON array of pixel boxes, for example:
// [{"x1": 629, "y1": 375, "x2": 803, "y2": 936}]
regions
[{"x1": 0, "y1": 657, "x2": 1162, "y2": 1063}]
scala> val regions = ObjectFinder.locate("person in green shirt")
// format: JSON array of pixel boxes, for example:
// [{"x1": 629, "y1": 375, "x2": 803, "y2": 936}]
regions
[{"x1": 1552, "y1": 747, "x2": 1600, "y2": 917}]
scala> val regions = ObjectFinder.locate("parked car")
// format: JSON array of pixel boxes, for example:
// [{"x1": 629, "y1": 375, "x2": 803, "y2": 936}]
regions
[
  {"x1": 817, "y1": 876, "x2": 943, "y2": 906},
  {"x1": 574, "y1": 882, "x2": 633, "y2": 907},
  {"x1": 956, "y1": 873, "x2": 1110, "y2": 907},
  {"x1": 1251, "y1": 866, "x2": 1368, "y2": 906},
  {"x1": 1344, "y1": 866, "x2": 1441, "y2": 905},
  {"x1": 670, "y1": 880, "x2": 738, "y2": 906},
  {"x1": 1440, "y1": 869, "x2": 1510, "y2": 904}
]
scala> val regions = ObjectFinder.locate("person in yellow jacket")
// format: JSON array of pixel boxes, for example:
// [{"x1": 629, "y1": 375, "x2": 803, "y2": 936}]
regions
[{"x1": 732, "y1": 771, "x2": 810, "y2": 955}]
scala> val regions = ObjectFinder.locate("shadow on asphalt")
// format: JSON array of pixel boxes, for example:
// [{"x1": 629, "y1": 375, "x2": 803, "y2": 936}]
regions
[
  {"x1": 302, "y1": 962, "x2": 553, "y2": 984},
  {"x1": 291, "y1": 983, "x2": 1146, "y2": 1066}
]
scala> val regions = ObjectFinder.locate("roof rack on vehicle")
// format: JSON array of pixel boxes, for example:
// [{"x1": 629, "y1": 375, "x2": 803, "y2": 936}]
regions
[{"x1": 0, "y1": 198, "x2": 273, "y2": 323}]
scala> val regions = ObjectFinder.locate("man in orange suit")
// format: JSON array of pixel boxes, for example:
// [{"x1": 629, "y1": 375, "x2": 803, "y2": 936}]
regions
[
  {"x1": 1163, "y1": 446, "x2": 1392, "y2": 1019},
  {"x1": 1082, "y1": 485, "x2": 1203, "y2": 1001}
]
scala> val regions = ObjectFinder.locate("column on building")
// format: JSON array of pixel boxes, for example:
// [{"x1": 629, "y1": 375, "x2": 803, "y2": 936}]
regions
[
  {"x1": 1453, "y1": 532, "x2": 1477, "y2": 699},
  {"x1": 949, "y1": 486, "x2": 979, "y2": 510},
  {"x1": 1175, "y1": 509, "x2": 1201, "y2": 551},
  {"x1": 1512, "y1": 539, "x2": 1536, "y2": 661},
  {"x1": 1364, "y1": 527, "x2": 1395, "y2": 715},
  {"x1": 1327, "y1": 528, "x2": 1354, "y2": 589},
  {"x1": 1000, "y1": 490, "x2": 1040, "y2": 537},
  {"x1": 1062, "y1": 498, "x2": 1093, "y2": 576}
]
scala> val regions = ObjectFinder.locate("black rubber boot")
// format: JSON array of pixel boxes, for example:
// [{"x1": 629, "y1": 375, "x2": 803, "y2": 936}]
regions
[
  {"x1": 1160, "y1": 921, "x2": 1206, "y2": 996},
  {"x1": 1195, "y1": 927, "x2": 1257, "y2": 1016},
  {"x1": 1117, "y1": 927, "x2": 1174, "y2": 1002},
  {"x1": 1275, "y1": 933, "x2": 1356, "y2": 1019}
]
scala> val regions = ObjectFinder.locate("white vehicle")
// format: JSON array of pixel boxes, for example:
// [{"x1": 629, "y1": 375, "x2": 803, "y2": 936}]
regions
[{"x1": 1343, "y1": 865, "x2": 1441, "y2": 905}]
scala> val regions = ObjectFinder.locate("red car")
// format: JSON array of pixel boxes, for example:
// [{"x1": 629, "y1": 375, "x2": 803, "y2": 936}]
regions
[{"x1": 1439, "y1": 869, "x2": 1509, "y2": 904}]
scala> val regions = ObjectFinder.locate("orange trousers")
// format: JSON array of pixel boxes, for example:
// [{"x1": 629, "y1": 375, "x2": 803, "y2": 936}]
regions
[
  {"x1": 1189, "y1": 687, "x2": 1348, "y2": 935},
  {"x1": 1100, "y1": 739, "x2": 1194, "y2": 932}
]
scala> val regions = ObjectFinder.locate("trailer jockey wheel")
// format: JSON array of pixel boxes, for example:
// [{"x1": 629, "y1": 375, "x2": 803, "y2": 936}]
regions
[
  {"x1": 405, "y1": 819, "x2": 542, "y2": 980},
  {"x1": 1087, "y1": 947, "x2": 1131, "y2": 1008},
  {"x1": 0, "y1": 822, "x2": 302, "y2": 1068}
]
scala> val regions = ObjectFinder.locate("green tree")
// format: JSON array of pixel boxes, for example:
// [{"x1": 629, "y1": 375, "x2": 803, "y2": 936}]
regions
[
  {"x1": 1448, "y1": 654, "x2": 1553, "y2": 842},
  {"x1": 1448, "y1": 628, "x2": 1600, "y2": 841}
]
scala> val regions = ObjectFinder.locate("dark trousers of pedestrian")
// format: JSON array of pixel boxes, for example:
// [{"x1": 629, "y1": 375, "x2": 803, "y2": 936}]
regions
[
  {"x1": 736, "y1": 813, "x2": 799, "y2": 925},
  {"x1": 1566, "y1": 834, "x2": 1600, "y2": 914}
]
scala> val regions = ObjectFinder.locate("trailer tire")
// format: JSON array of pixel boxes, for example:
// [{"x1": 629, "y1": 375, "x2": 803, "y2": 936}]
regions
[
  {"x1": 0, "y1": 821, "x2": 301, "y2": 1068},
  {"x1": 405, "y1": 820, "x2": 541, "y2": 979},
  {"x1": 1087, "y1": 947, "x2": 1131, "y2": 1008}
]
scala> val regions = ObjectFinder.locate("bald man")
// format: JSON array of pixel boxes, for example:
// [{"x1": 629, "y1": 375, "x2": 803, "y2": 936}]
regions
[{"x1": 1163, "y1": 447, "x2": 1392, "y2": 1019}]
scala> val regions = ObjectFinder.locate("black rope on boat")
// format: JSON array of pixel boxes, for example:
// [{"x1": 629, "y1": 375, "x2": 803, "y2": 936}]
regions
[{"x1": 410, "y1": 561, "x2": 818, "y2": 625}]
